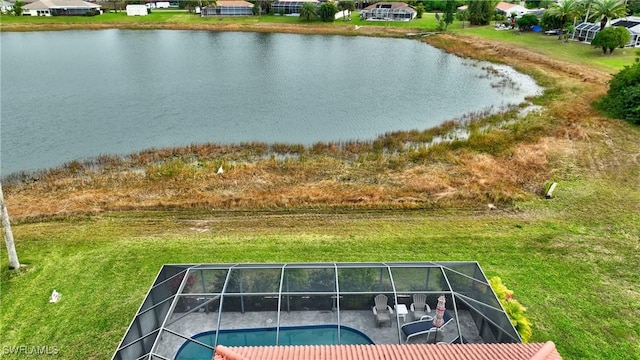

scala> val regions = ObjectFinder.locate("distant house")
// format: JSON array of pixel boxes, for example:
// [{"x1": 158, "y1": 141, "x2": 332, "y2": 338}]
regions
[
  {"x1": 126, "y1": 4, "x2": 148, "y2": 16},
  {"x1": 146, "y1": 1, "x2": 171, "y2": 9},
  {"x1": 571, "y1": 17, "x2": 640, "y2": 48},
  {"x1": 271, "y1": 0, "x2": 319, "y2": 15},
  {"x1": 360, "y1": 2, "x2": 416, "y2": 22},
  {"x1": 458, "y1": 1, "x2": 534, "y2": 18},
  {"x1": 495, "y1": 1, "x2": 528, "y2": 17},
  {"x1": 610, "y1": 16, "x2": 640, "y2": 47},
  {"x1": 201, "y1": 0, "x2": 253, "y2": 16},
  {"x1": 23, "y1": 0, "x2": 101, "y2": 16},
  {"x1": 1, "y1": 1, "x2": 14, "y2": 14}
]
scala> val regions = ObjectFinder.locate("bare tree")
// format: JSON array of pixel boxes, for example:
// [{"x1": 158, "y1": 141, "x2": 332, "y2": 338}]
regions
[{"x1": 1, "y1": 183, "x2": 20, "y2": 269}]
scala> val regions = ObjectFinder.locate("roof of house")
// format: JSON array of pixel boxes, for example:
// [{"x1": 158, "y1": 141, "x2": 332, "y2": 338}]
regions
[
  {"x1": 24, "y1": 0, "x2": 100, "y2": 9},
  {"x1": 496, "y1": 2, "x2": 516, "y2": 11},
  {"x1": 213, "y1": 342, "x2": 563, "y2": 360},
  {"x1": 214, "y1": 0, "x2": 253, "y2": 7},
  {"x1": 496, "y1": 2, "x2": 527, "y2": 13},
  {"x1": 363, "y1": 1, "x2": 415, "y2": 11},
  {"x1": 611, "y1": 17, "x2": 640, "y2": 34},
  {"x1": 272, "y1": 0, "x2": 318, "y2": 3},
  {"x1": 459, "y1": 2, "x2": 528, "y2": 13}
]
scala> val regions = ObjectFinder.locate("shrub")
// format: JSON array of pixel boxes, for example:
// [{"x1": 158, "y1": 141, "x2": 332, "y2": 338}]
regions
[
  {"x1": 489, "y1": 277, "x2": 533, "y2": 342},
  {"x1": 318, "y1": 2, "x2": 337, "y2": 22},
  {"x1": 12, "y1": 0, "x2": 25, "y2": 16},
  {"x1": 468, "y1": 0, "x2": 495, "y2": 25},
  {"x1": 516, "y1": 14, "x2": 539, "y2": 31},
  {"x1": 540, "y1": 10, "x2": 562, "y2": 31},
  {"x1": 591, "y1": 26, "x2": 631, "y2": 54},
  {"x1": 630, "y1": 0, "x2": 640, "y2": 15},
  {"x1": 595, "y1": 52, "x2": 640, "y2": 124},
  {"x1": 415, "y1": 4, "x2": 424, "y2": 19}
]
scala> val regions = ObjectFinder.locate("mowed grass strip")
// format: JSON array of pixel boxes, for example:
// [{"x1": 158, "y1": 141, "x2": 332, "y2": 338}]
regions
[
  {"x1": 456, "y1": 27, "x2": 637, "y2": 73},
  {"x1": 1, "y1": 176, "x2": 639, "y2": 359}
]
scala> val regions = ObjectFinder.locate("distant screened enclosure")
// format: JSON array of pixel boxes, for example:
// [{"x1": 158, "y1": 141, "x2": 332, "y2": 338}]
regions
[
  {"x1": 201, "y1": 2, "x2": 253, "y2": 16},
  {"x1": 271, "y1": 0, "x2": 319, "y2": 15},
  {"x1": 113, "y1": 262, "x2": 521, "y2": 360},
  {"x1": 571, "y1": 22, "x2": 601, "y2": 43},
  {"x1": 360, "y1": 3, "x2": 417, "y2": 21}
]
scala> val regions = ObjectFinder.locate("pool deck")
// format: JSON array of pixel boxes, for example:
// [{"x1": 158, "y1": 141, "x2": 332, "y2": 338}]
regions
[{"x1": 154, "y1": 309, "x2": 482, "y2": 359}]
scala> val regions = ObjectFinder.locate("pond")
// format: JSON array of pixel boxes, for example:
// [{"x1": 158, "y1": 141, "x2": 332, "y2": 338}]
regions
[{"x1": 0, "y1": 30, "x2": 541, "y2": 177}]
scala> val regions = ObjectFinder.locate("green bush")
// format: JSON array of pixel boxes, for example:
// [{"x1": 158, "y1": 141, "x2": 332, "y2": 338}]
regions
[
  {"x1": 629, "y1": 0, "x2": 640, "y2": 15},
  {"x1": 489, "y1": 276, "x2": 533, "y2": 342},
  {"x1": 415, "y1": 4, "x2": 424, "y2": 19},
  {"x1": 591, "y1": 26, "x2": 631, "y2": 55},
  {"x1": 596, "y1": 52, "x2": 640, "y2": 124},
  {"x1": 516, "y1": 14, "x2": 539, "y2": 31},
  {"x1": 540, "y1": 10, "x2": 562, "y2": 31},
  {"x1": 318, "y1": 2, "x2": 337, "y2": 22}
]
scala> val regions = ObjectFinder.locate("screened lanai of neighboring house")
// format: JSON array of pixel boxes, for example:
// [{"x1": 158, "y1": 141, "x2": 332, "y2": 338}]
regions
[
  {"x1": 571, "y1": 22, "x2": 601, "y2": 43},
  {"x1": 360, "y1": 2, "x2": 416, "y2": 21},
  {"x1": 113, "y1": 262, "x2": 522, "y2": 360},
  {"x1": 271, "y1": 0, "x2": 319, "y2": 15},
  {"x1": 201, "y1": 1, "x2": 254, "y2": 16}
]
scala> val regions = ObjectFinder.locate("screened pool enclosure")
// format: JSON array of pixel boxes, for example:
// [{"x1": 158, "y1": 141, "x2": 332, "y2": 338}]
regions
[
  {"x1": 570, "y1": 22, "x2": 601, "y2": 43},
  {"x1": 113, "y1": 262, "x2": 522, "y2": 360}
]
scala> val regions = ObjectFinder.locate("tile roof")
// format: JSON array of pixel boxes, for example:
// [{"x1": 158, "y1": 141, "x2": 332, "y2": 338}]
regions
[
  {"x1": 496, "y1": 1, "x2": 516, "y2": 11},
  {"x1": 215, "y1": 0, "x2": 253, "y2": 6},
  {"x1": 213, "y1": 342, "x2": 562, "y2": 360},
  {"x1": 24, "y1": 0, "x2": 100, "y2": 9},
  {"x1": 363, "y1": 1, "x2": 414, "y2": 10}
]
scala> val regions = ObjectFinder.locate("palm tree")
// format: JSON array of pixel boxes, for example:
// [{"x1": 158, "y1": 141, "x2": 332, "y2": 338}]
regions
[
  {"x1": 547, "y1": 0, "x2": 583, "y2": 40},
  {"x1": 590, "y1": 0, "x2": 627, "y2": 29},
  {"x1": 581, "y1": 0, "x2": 596, "y2": 22},
  {"x1": 299, "y1": 2, "x2": 317, "y2": 21}
]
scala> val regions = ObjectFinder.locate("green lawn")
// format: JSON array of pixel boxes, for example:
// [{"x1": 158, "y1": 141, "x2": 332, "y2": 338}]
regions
[
  {"x1": 456, "y1": 27, "x2": 638, "y2": 73},
  {"x1": 2, "y1": 173, "x2": 639, "y2": 358},
  {"x1": 0, "y1": 10, "x2": 444, "y2": 28}
]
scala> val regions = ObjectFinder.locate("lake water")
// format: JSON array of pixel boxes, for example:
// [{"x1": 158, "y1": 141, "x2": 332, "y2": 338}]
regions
[{"x1": 0, "y1": 30, "x2": 540, "y2": 177}]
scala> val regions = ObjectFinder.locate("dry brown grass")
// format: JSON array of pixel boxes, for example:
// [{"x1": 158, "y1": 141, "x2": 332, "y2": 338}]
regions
[{"x1": 3, "y1": 26, "x2": 628, "y2": 221}]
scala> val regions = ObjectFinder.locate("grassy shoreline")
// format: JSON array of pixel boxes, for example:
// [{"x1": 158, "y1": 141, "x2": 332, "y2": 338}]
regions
[{"x1": 1, "y1": 15, "x2": 640, "y2": 360}]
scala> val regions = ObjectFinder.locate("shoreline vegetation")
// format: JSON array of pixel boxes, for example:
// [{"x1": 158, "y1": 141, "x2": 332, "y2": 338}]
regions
[
  {"x1": 0, "y1": 16, "x2": 621, "y2": 220},
  {"x1": 1, "y1": 14, "x2": 639, "y2": 360}
]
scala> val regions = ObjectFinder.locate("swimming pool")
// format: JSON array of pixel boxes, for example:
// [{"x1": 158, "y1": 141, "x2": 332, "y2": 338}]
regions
[{"x1": 174, "y1": 325, "x2": 374, "y2": 360}]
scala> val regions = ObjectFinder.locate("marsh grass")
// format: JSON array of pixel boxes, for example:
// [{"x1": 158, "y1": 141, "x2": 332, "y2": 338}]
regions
[{"x1": 3, "y1": 101, "x2": 559, "y2": 219}]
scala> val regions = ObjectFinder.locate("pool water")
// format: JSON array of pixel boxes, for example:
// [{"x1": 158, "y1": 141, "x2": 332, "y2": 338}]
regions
[{"x1": 174, "y1": 325, "x2": 374, "y2": 360}]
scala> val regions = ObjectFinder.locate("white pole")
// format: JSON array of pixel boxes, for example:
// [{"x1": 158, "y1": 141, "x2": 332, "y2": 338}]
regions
[{"x1": 0, "y1": 183, "x2": 20, "y2": 269}]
